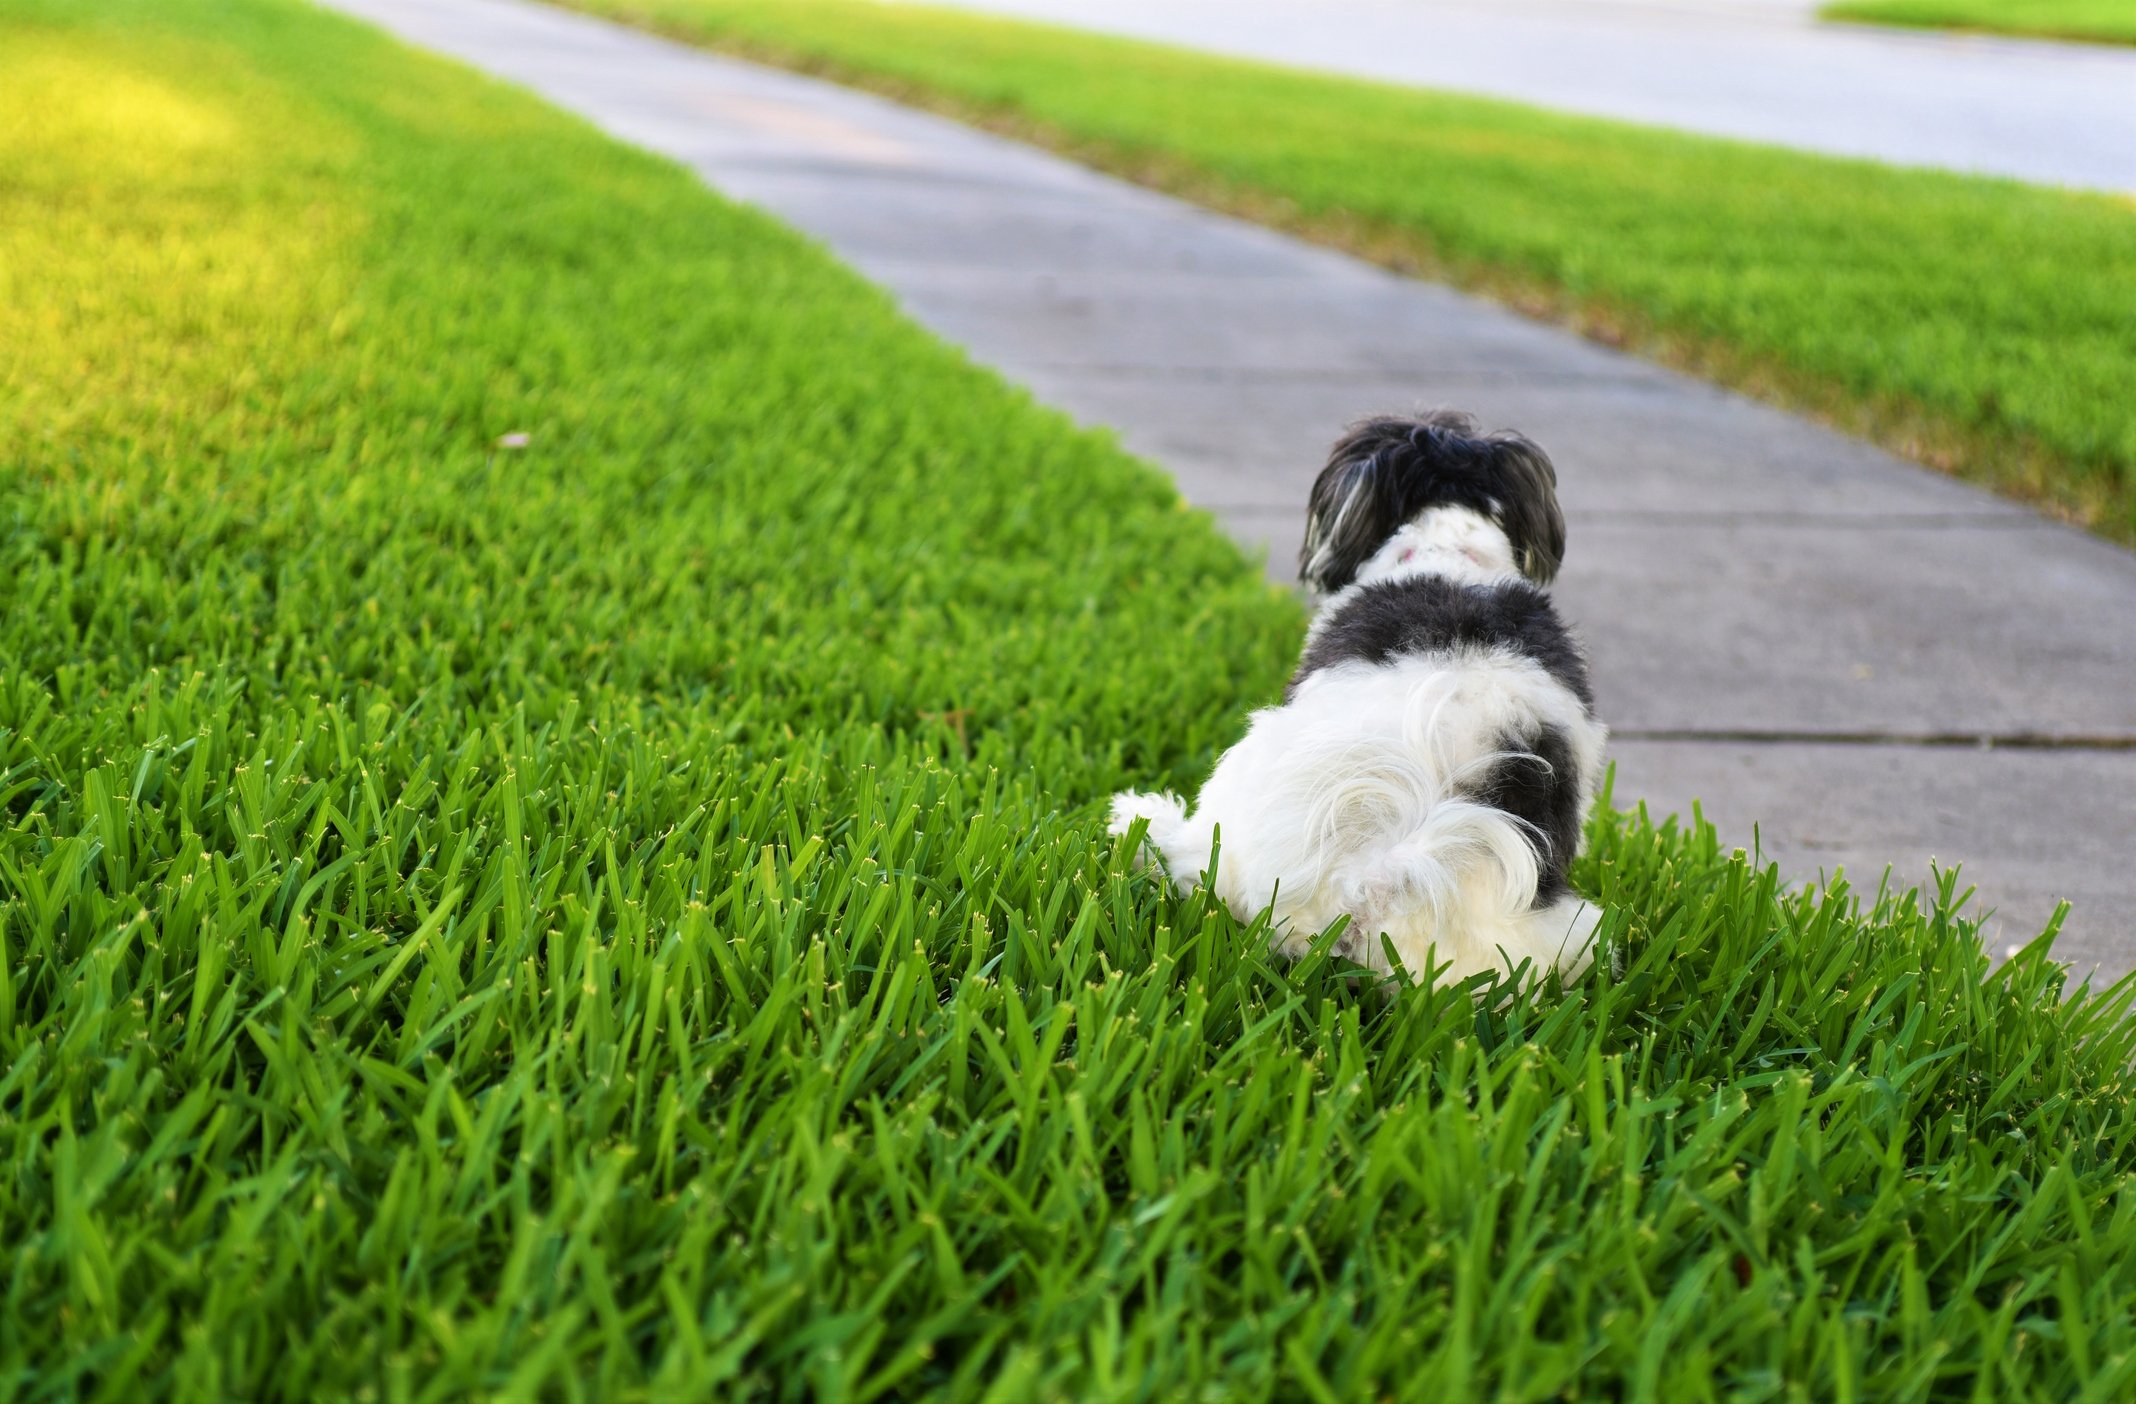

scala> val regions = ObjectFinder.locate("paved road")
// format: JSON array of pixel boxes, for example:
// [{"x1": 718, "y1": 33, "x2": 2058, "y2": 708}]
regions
[
  {"x1": 928, "y1": 0, "x2": 2136, "y2": 194},
  {"x1": 324, "y1": 0, "x2": 2136, "y2": 975}
]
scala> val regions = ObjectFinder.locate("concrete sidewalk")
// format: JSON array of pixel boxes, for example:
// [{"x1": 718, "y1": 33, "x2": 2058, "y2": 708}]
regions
[
  {"x1": 326, "y1": 0, "x2": 2136, "y2": 975},
  {"x1": 932, "y1": 0, "x2": 2136, "y2": 194}
]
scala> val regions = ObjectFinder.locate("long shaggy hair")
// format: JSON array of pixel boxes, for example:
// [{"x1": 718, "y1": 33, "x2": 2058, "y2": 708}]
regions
[{"x1": 1111, "y1": 411, "x2": 1607, "y2": 985}]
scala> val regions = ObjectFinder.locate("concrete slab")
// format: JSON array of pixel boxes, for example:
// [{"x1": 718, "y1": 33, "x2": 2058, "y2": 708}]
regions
[
  {"x1": 729, "y1": 175, "x2": 1322, "y2": 276},
  {"x1": 321, "y1": 0, "x2": 2136, "y2": 975},
  {"x1": 842, "y1": 266, "x2": 1681, "y2": 384},
  {"x1": 1568, "y1": 519, "x2": 2136, "y2": 736}
]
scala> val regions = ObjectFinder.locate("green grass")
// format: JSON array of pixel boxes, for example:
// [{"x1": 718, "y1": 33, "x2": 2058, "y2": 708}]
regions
[
  {"x1": 1826, "y1": 0, "x2": 2136, "y2": 45},
  {"x1": 561, "y1": 0, "x2": 2136, "y2": 548},
  {"x1": 7, "y1": 0, "x2": 2136, "y2": 1397}
]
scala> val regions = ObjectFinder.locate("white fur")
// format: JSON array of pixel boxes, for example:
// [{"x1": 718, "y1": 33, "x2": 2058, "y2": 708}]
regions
[{"x1": 1112, "y1": 508, "x2": 1606, "y2": 987}]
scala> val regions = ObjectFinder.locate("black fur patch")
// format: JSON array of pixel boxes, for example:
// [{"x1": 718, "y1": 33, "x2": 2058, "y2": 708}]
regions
[
  {"x1": 1469, "y1": 725, "x2": 1582, "y2": 907},
  {"x1": 1300, "y1": 411, "x2": 1567, "y2": 594},
  {"x1": 1287, "y1": 575, "x2": 1593, "y2": 709}
]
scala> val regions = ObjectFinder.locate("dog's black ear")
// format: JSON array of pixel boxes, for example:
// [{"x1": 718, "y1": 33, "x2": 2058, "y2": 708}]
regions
[
  {"x1": 1479, "y1": 431, "x2": 1566, "y2": 585},
  {"x1": 1300, "y1": 418, "x2": 1409, "y2": 593}
]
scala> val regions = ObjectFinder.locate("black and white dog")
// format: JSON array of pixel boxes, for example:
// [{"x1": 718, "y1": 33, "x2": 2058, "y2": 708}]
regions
[{"x1": 1110, "y1": 412, "x2": 1606, "y2": 984}]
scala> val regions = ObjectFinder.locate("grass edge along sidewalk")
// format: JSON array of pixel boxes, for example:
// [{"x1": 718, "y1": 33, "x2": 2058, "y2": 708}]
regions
[
  {"x1": 562, "y1": 0, "x2": 2136, "y2": 549},
  {"x1": 1825, "y1": 0, "x2": 2136, "y2": 47},
  {"x1": 8, "y1": 0, "x2": 2136, "y2": 1397}
]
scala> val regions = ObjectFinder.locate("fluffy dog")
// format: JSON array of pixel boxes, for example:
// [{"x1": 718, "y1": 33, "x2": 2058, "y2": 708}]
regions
[{"x1": 1110, "y1": 412, "x2": 1606, "y2": 985}]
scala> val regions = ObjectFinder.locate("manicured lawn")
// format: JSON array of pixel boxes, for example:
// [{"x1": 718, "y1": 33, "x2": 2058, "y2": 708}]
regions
[
  {"x1": 6, "y1": 0, "x2": 2136, "y2": 1398},
  {"x1": 565, "y1": 0, "x2": 2136, "y2": 548},
  {"x1": 1827, "y1": 0, "x2": 2136, "y2": 44}
]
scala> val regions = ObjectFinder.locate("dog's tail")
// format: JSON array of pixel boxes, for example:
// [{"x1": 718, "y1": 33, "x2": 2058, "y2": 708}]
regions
[
  {"x1": 1336, "y1": 797, "x2": 1593, "y2": 978},
  {"x1": 1342, "y1": 797, "x2": 1539, "y2": 928}
]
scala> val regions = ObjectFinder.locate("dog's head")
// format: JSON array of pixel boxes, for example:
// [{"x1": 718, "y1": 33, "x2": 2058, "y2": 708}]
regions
[{"x1": 1299, "y1": 411, "x2": 1566, "y2": 593}]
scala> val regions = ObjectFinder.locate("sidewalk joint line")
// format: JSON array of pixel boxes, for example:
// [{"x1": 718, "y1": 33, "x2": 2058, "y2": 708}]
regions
[{"x1": 1616, "y1": 728, "x2": 2136, "y2": 753}]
